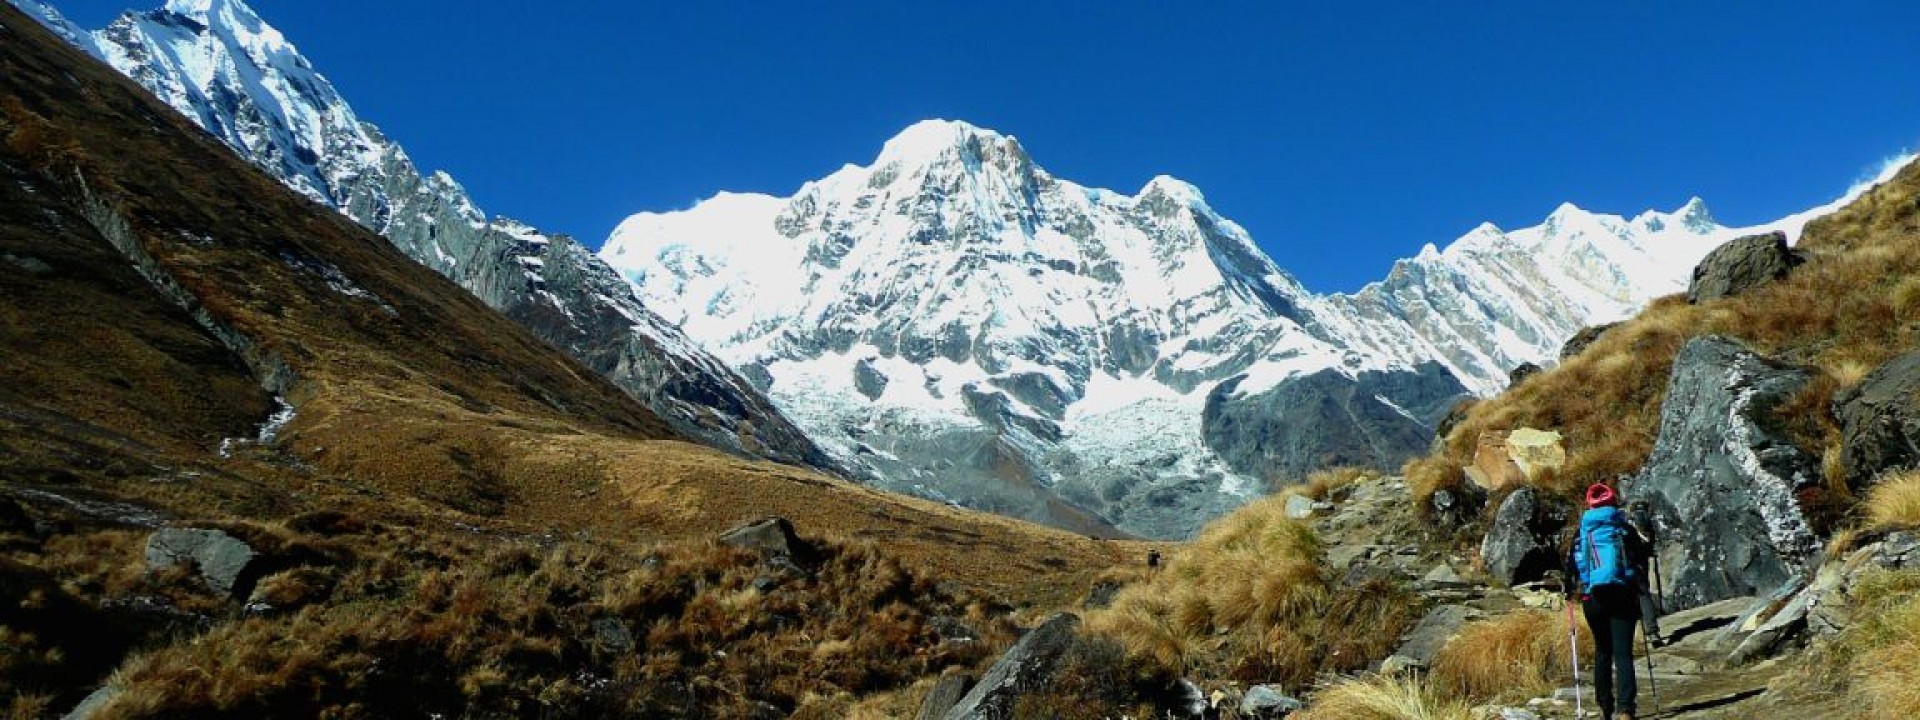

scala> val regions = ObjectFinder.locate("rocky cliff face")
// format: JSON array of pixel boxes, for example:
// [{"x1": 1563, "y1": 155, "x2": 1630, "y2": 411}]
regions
[{"x1": 13, "y1": 0, "x2": 831, "y2": 469}]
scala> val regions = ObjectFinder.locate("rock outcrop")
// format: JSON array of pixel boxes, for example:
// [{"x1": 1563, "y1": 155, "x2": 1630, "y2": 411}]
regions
[
  {"x1": 1481, "y1": 487, "x2": 1569, "y2": 587},
  {"x1": 1834, "y1": 351, "x2": 1920, "y2": 491},
  {"x1": 717, "y1": 517, "x2": 820, "y2": 570},
  {"x1": 943, "y1": 613, "x2": 1081, "y2": 719},
  {"x1": 1508, "y1": 362, "x2": 1544, "y2": 387},
  {"x1": 916, "y1": 669, "x2": 975, "y2": 720},
  {"x1": 144, "y1": 528, "x2": 257, "y2": 598},
  {"x1": 1558, "y1": 322, "x2": 1620, "y2": 360},
  {"x1": 1624, "y1": 336, "x2": 1823, "y2": 611},
  {"x1": 1687, "y1": 231, "x2": 1801, "y2": 303}
]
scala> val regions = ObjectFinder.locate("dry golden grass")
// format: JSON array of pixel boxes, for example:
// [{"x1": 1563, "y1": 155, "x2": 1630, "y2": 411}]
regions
[
  {"x1": 1413, "y1": 158, "x2": 1920, "y2": 514},
  {"x1": 1292, "y1": 675, "x2": 1473, "y2": 720},
  {"x1": 1089, "y1": 494, "x2": 1416, "y2": 688},
  {"x1": 1865, "y1": 469, "x2": 1920, "y2": 531},
  {"x1": 1430, "y1": 608, "x2": 1592, "y2": 702}
]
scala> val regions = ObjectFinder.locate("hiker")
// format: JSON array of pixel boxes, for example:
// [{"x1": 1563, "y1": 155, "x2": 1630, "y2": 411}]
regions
[
  {"x1": 1625, "y1": 498, "x2": 1664, "y2": 645},
  {"x1": 1147, "y1": 548, "x2": 1161, "y2": 570},
  {"x1": 1570, "y1": 482, "x2": 1648, "y2": 720}
]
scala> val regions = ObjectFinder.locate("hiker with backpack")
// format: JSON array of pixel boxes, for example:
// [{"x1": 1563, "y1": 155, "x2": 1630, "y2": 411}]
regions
[{"x1": 1569, "y1": 482, "x2": 1653, "y2": 720}]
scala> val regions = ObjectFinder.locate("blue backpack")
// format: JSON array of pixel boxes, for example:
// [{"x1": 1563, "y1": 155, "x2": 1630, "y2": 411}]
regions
[{"x1": 1575, "y1": 506, "x2": 1635, "y2": 593}]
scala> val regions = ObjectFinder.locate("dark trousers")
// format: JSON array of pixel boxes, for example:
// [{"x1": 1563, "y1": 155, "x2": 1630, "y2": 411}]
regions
[{"x1": 1583, "y1": 585, "x2": 1641, "y2": 715}]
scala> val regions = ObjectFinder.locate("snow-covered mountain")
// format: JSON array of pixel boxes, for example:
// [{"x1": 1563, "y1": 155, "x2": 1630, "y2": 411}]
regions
[
  {"x1": 12, "y1": 0, "x2": 832, "y2": 469},
  {"x1": 602, "y1": 119, "x2": 1864, "y2": 537}
]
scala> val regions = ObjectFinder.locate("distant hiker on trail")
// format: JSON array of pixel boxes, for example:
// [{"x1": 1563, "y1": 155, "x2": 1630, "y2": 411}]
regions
[
  {"x1": 1147, "y1": 548, "x2": 1162, "y2": 570},
  {"x1": 1569, "y1": 482, "x2": 1650, "y2": 720}
]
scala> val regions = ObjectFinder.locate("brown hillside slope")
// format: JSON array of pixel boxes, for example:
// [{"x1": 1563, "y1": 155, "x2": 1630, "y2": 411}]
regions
[{"x1": 0, "y1": 8, "x2": 1130, "y2": 717}]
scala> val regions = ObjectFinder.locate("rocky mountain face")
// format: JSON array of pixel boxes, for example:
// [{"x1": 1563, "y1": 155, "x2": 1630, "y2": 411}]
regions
[
  {"x1": 11, "y1": 0, "x2": 832, "y2": 469},
  {"x1": 601, "y1": 120, "x2": 1850, "y2": 537}
]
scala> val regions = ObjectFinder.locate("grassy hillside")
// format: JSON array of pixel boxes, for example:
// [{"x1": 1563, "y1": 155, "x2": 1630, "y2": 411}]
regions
[{"x1": 0, "y1": 7, "x2": 1135, "y2": 717}]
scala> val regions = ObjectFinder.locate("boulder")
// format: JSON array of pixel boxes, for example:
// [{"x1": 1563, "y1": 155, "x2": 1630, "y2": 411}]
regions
[
  {"x1": 1467, "y1": 431, "x2": 1527, "y2": 492},
  {"x1": 1082, "y1": 580, "x2": 1122, "y2": 609},
  {"x1": 1285, "y1": 494, "x2": 1318, "y2": 520},
  {"x1": 1623, "y1": 336, "x2": 1823, "y2": 612},
  {"x1": 943, "y1": 613, "x2": 1080, "y2": 720},
  {"x1": 1834, "y1": 351, "x2": 1920, "y2": 492},
  {"x1": 1806, "y1": 531, "x2": 1919, "y2": 637},
  {"x1": 717, "y1": 517, "x2": 819, "y2": 568},
  {"x1": 1504, "y1": 428, "x2": 1565, "y2": 485},
  {"x1": 144, "y1": 528, "x2": 258, "y2": 597},
  {"x1": 1558, "y1": 322, "x2": 1620, "y2": 361},
  {"x1": 1481, "y1": 487, "x2": 1568, "y2": 587},
  {"x1": 1658, "y1": 596, "x2": 1754, "y2": 646},
  {"x1": 915, "y1": 669, "x2": 974, "y2": 720},
  {"x1": 1380, "y1": 605, "x2": 1479, "y2": 673},
  {"x1": 1428, "y1": 483, "x2": 1486, "y2": 528},
  {"x1": 1687, "y1": 231, "x2": 1801, "y2": 303},
  {"x1": 1508, "y1": 362, "x2": 1543, "y2": 387},
  {"x1": 1239, "y1": 684, "x2": 1303, "y2": 718}
]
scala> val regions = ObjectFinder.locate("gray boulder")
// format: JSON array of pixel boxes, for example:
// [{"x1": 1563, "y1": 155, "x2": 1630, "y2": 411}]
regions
[
  {"x1": 590, "y1": 617, "x2": 634, "y2": 653},
  {"x1": 915, "y1": 669, "x2": 974, "y2": 720},
  {"x1": 61, "y1": 684, "x2": 120, "y2": 720},
  {"x1": 943, "y1": 613, "x2": 1080, "y2": 720},
  {"x1": 1239, "y1": 684, "x2": 1303, "y2": 718},
  {"x1": 1558, "y1": 322, "x2": 1621, "y2": 361},
  {"x1": 144, "y1": 528, "x2": 257, "y2": 597},
  {"x1": 1480, "y1": 487, "x2": 1568, "y2": 587},
  {"x1": 1834, "y1": 351, "x2": 1920, "y2": 492},
  {"x1": 1687, "y1": 231, "x2": 1801, "y2": 303},
  {"x1": 1380, "y1": 604, "x2": 1479, "y2": 673},
  {"x1": 1623, "y1": 336, "x2": 1823, "y2": 612}
]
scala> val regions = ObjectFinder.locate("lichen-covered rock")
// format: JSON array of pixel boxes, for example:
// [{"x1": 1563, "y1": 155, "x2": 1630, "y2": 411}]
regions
[
  {"x1": 1508, "y1": 362, "x2": 1543, "y2": 387},
  {"x1": 1481, "y1": 487, "x2": 1568, "y2": 587},
  {"x1": 1381, "y1": 605, "x2": 1479, "y2": 673},
  {"x1": 1687, "y1": 231, "x2": 1801, "y2": 303},
  {"x1": 1835, "y1": 351, "x2": 1920, "y2": 492},
  {"x1": 1623, "y1": 336, "x2": 1823, "y2": 611},
  {"x1": 1239, "y1": 684, "x2": 1303, "y2": 718},
  {"x1": 916, "y1": 670, "x2": 974, "y2": 720},
  {"x1": 943, "y1": 613, "x2": 1080, "y2": 719},
  {"x1": 144, "y1": 528, "x2": 257, "y2": 598}
]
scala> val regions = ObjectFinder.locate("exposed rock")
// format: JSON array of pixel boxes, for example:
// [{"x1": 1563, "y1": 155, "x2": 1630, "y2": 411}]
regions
[
  {"x1": 1204, "y1": 363, "x2": 1470, "y2": 491},
  {"x1": 1687, "y1": 231, "x2": 1801, "y2": 303},
  {"x1": 1481, "y1": 487, "x2": 1568, "y2": 587},
  {"x1": 61, "y1": 684, "x2": 120, "y2": 720},
  {"x1": 717, "y1": 517, "x2": 818, "y2": 568},
  {"x1": 1508, "y1": 362, "x2": 1543, "y2": 387},
  {"x1": 1285, "y1": 494, "x2": 1318, "y2": 520},
  {"x1": 1466, "y1": 431, "x2": 1526, "y2": 492},
  {"x1": 1659, "y1": 596, "x2": 1755, "y2": 646},
  {"x1": 1504, "y1": 428, "x2": 1565, "y2": 485},
  {"x1": 144, "y1": 528, "x2": 258, "y2": 597},
  {"x1": 1381, "y1": 605, "x2": 1479, "y2": 673},
  {"x1": 1807, "y1": 531, "x2": 1919, "y2": 636},
  {"x1": 591, "y1": 617, "x2": 634, "y2": 653},
  {"x1": 1623, "y1": 336, "x2": 1823, "y2": 611},
  {"x1": 1431, "y1": 398, "x2": 1476, "y2": 453},
  {"x1": 1834, "y1": 351, "x2": 1920, "y2": 492},
  {"x1": 1239, "y1": 684, "x2": 1303, "y2": 718},
  {"x1": 853, "y1": 357, "x2": 890, "y2": 400},
  {"x1": 943, "y1": 613, "x2": 1080, "y2": 720},
  {"x1": 1422, "y1": 563, "x2": 1469, "y2": 588},
  {"x1": 1558, "y1": 322, "x2": 1620, "y2": 361},
  {"x1": 915, "y1": 669, "x2": 974, "y2": 720},
  {"x1": 930, "y1": 616, "x2": 980, "y2": 644}
]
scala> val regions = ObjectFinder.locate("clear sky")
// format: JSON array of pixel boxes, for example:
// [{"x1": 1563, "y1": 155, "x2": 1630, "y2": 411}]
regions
[{"x1": 50, "y1": 0, "x2": 1920, "y2": 293}]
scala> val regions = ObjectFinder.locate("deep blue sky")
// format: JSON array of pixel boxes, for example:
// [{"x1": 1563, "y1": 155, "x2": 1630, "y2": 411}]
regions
[{"x1": 53, "y1": 1, "x2": 1920, "y2": 292}]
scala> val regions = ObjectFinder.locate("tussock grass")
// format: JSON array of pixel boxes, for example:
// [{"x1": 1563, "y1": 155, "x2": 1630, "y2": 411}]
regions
[
  {"x1": 1090, "y1": 495, "x2": 1416, "y2": 688},
  {"x1": 1293, "y1": 675, "x2": 1473, "y2": 720},
  {"x1": 1430, "y1": 608, "x2": 1592, "y2": 702},
  {"x1": 1865, "y1": 470, "x2": 1920, "y2": 531},
  {"x1": 1279, "y1": 466, "x2": 1379, "y2": 499},
  {"x1": 1781, "y1": 570, "x2": 1920, "y2": 719}
]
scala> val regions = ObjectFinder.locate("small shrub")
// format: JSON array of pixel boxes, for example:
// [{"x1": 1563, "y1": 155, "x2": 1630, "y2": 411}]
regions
[
  {"x1": 1865, "y1": 470, "x2": 1920, "y2": 531},
  {"x1": 1293, "y1": 674, "x2": 1473, "y2": 720}
]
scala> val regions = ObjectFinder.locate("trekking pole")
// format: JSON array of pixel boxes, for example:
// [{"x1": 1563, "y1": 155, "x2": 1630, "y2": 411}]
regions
[
  {"x1": 1566, "y1": 596, "x2": 1585, "y2": 719},
  {"x1": 1641, "y1": 609, "x2": 1661, "y2": 715}
]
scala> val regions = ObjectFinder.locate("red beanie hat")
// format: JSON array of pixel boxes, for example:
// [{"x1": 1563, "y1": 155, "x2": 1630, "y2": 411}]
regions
[{"x1": 1586, "y1": 483, "x2": 1617, "y2": 508}]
